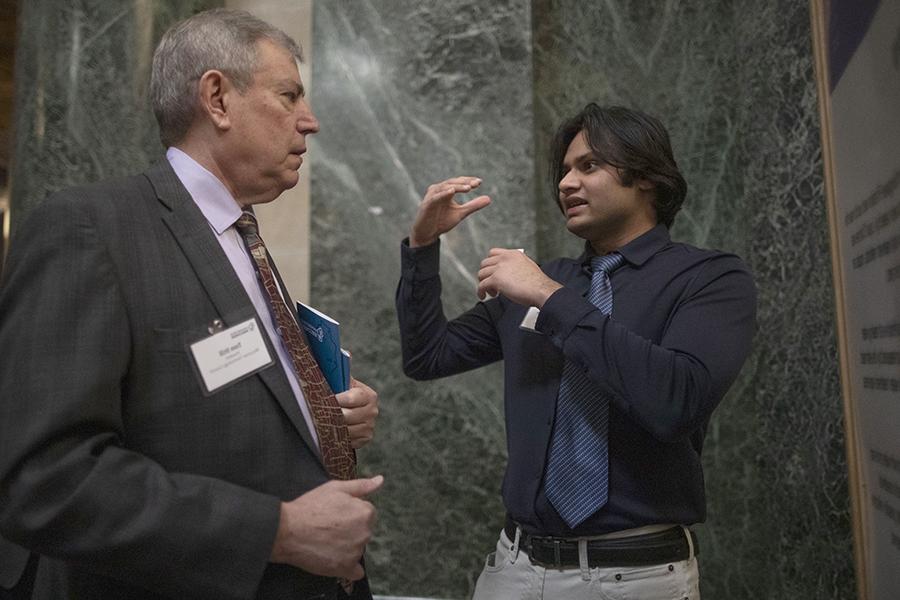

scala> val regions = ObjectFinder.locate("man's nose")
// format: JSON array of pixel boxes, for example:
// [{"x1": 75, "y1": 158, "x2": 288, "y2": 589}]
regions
[
  {"x1": 297, "y1": 102, "x2": 320, "y2": 134},
  {"x1": 559, "y1": 170, "x2": 579, "y2": 193}
]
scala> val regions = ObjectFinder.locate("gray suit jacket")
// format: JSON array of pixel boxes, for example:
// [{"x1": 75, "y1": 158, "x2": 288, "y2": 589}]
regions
[
  {"x1": 0, "y1": 535, "x2": 29, "y2": 590},
  {"x1": 0, "y1": 162, "x2": 362, "y2": 599}
]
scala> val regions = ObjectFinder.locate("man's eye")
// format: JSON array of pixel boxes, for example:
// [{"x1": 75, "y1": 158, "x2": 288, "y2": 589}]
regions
[
  {"x1": 283, "y1": 92, "x2": 297, "y2": 102},
  {"x1": 584, "y1": 160, "x2": 600, "y2": 171}
]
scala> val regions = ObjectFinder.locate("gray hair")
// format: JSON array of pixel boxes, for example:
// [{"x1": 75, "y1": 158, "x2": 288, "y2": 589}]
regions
[{"x1": 150, "y1": 8, "x2": 303, "y2": 147}]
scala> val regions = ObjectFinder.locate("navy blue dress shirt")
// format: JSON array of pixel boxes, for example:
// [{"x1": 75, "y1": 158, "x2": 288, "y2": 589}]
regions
[{"x1": 396, "y1": 225, "x2": 757, "y2": 537}]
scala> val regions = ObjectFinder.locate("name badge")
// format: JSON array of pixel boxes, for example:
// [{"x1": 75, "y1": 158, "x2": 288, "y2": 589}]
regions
[{"x1": 189, "y1": 317, "x2": 274, "y2": 395}]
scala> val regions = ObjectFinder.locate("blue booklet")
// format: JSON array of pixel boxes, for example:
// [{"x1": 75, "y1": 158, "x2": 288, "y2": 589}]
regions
[{"x1": 296, "y1": 301, "x2": 351, "y2": 393}]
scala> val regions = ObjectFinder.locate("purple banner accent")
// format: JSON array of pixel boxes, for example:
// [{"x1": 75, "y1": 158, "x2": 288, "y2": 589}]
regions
[{"x1": 828, "y1": 0, "x2": 882, "y2": 91}]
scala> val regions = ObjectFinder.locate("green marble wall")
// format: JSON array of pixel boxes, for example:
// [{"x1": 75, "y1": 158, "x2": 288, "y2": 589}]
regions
[
  {"x1": 533, "y1": 1, "x2": 854, "y2": 598},
  {"x1": 309, "y1": 1, "x2": 533, "y2": 596},
  {"x1": 311, "y1": 1, "x2": 854, "y2": 598},
  {"x1": 9, "y1": 0, "x2": 219, "y2": 228},
  {"x1": 8, "y1": 1, "x2": 855, "y2": 598}
]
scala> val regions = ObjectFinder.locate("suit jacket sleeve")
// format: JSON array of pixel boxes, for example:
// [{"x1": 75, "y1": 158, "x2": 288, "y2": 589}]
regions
[{"x1": 0, "y1": 193, "x2": 281, "y2": 599}]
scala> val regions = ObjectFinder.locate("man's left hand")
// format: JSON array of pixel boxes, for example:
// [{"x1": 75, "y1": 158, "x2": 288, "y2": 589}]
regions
[
  {"x1": 477, "y1": 248, "x2": 563, "y2": 307},
  {"x1": 336, "y1": 379, "x2": 379, "y2": 449}
]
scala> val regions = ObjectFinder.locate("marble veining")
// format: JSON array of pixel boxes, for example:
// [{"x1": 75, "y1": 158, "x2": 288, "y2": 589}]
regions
[
  {"x1": 309, "y1": 1, "x2": 533, "y2": 596},
  {"x1": 10, "y1": 0, "x2": 220, "y2": 223}
]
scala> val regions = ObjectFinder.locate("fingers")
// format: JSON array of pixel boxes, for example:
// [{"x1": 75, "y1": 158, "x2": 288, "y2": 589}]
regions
[
  {"x1": 327, "y1": 554, "x2": 366, "y2": 582},
  {"x1": 477, "y1": 263, "x2": 496, "y2": 283},
  {"x1": 336, "y1": 381, "x2": 378, "y2": 446},
  {"x1": 332, "y1": 475, "x2": 385, "y2": 498},
  {"x1": 271, "y1": 478, "x2": 381, "y2": 578},
  {"x1": 331, "y1": 555, "x2": 366, "y2": 583},
  {"x1": 340, "y1": 404, "x2": 375, "y2": 425},
  {"x1": 478, "y1": 248, "x2": 517, "y2": 277},
  {"x1": 459, "y1": 194, "x2": 492, "y2": 216},
  {"x1": 477, "y1": 252, "x2": 502, "y2": 300},
  {"x1": 349, "y1": 378, "x2": 375, "y2": 397},
  {"x1": 342, "y1": 408, "x2": 374, "y2": 437},
  {"x1": 476, "y1": 248, "x2": 534, "y2": 301},
  {"x1": 486, "y1": 247, "x2": 525, "y2": 258},
  {"x1": 346, "y1": 563, "x2": 365, "y2": 582},
  {"x1": 422, "y1": 177, "x2": 485, "y2": 206},
  {"x1": 335, "y1": 384, "x2": 376, "y2": 409},
  {"x1": 445, "y1": 176, "x2": 482, "y2": 186},
  {"x1": 425, "y1": 176, "x2": 482, "y2": 196},
  {"x1": 476, "y1": 280, "x2": 498, "y2": 301},
  {"x1": 329, "y1": 548, "x2": 367, "y2": 582},
  {"x1": 335, "y1": 392, "x2": 364, "y2": 409},
  {"x1": 346, "y1": 423, "x2": 374, "y2": 448},
  {"x1": 411, "y1": 176, "x2": 491, "y2": 247}
]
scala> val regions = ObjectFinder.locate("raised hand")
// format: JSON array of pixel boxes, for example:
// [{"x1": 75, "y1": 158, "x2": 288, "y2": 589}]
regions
[{"x1": 409, "y1": 176, "x2": 491, "y2": 248}]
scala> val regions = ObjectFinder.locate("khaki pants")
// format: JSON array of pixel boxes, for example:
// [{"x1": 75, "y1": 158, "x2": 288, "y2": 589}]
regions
[{"x1": 472, "y1": 529, "x2": 700, "y2": 600}]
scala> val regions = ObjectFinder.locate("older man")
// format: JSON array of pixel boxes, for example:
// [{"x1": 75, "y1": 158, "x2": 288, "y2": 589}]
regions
[{"x1": 0, "y1": 9, "x2": 380, "y2": 600}]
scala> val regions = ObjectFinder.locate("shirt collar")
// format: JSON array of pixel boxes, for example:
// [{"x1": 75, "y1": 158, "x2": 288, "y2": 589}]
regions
[
  {"x1": 579, "y1": 224, "x2": 671, "y2": 269},
  {"x1": 166, "y1": 147, "x2": 243, "y2": 235}
]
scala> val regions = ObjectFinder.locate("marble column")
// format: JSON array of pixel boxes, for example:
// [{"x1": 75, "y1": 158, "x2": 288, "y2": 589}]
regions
[
  {"x1": 308, "y1": 1, "x2": 533, "y2": 596},
  {"x1": 534, "y1": 1, "x2": 853, "y2": 598},
  {"x1": 226, "y1": 0, "x2": 314, "y2": 305},
  {"x1": 9, "y1": 0, "x2": 220, "y2": 231}
]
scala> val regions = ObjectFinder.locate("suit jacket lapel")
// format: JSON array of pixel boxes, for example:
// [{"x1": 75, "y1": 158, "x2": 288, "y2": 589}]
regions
[{"x1": 142, "y1": 161, "x2": 323, "y2": 464}]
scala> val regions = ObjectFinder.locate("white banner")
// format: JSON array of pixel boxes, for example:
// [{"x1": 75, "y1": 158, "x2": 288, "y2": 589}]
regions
[{"x1": 812, "y1": 1, "x2": 900, "y2": 598}]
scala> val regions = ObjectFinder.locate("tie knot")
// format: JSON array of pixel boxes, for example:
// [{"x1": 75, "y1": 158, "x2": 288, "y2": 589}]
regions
[
  {"x1": 591, "y1": 252, "x2": 624, "y2": 275},
  {"x1": 234, "y1": 212, "x2": 259, "y2": 236}
]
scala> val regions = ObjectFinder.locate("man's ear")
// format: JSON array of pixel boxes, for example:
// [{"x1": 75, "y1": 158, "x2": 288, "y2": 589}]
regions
[
  {"x1": 197, "y1": 70, "x2": 232, "y2": 132},
  {"x1": 636, "y1": 178, "x2": 656, "y2": 192}
]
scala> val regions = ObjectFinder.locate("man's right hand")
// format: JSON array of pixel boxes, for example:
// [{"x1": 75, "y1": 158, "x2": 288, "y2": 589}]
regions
[
  {"x1": 270, "y1": 475, "x2": 384, "y2": 580},
  {"x1": 409, "y1": 176, "x2": 491, "y2": 247}
]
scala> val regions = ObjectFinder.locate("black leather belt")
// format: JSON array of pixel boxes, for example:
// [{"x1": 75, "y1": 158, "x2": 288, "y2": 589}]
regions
[{"x1": 504, "y1": 517, "x2": 698, "y2": 568}]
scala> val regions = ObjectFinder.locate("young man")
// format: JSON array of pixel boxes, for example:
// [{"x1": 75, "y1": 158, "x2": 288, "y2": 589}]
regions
[
  {"x1": 0, "y1": 9, "x2": 381, "y2": 599},
  {"x1": 396, "y1": 104, "x2": 756, "y2": 599}
]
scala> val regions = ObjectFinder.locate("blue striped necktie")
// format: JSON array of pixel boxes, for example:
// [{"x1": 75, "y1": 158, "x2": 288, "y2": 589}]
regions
[{"x1": 544, "y1": 252, "x2": 625, "y2": 529}]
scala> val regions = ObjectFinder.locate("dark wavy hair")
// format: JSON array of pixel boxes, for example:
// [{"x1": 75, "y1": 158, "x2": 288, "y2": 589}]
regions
[{"x1": 549, "y1": 104, "x2": 687, "y2": 228}]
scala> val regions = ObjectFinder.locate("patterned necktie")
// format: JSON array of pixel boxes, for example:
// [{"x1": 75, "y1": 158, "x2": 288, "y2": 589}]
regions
[
  {"x1": 234, "y1": 212, "x2": 356, "y2": 480},
  {"x1": 544, "y1": 252, "x2": 625, "y2": 528}
]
